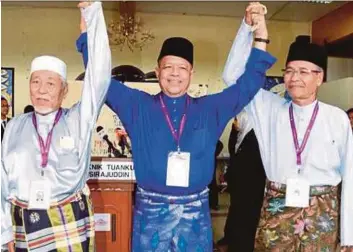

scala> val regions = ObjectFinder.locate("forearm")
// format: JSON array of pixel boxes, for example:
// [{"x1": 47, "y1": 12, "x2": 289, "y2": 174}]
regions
[
  {"x1": 222, "y1": 19, "x2": 253, "y2": 86},
  {"x1": 254, "y1": 40, "x2": 267, "y2": 51},
  {"x1": 76, "y1": 13, "x2": 141, "y2": 129},
  {"x1": 253, "y1": 29, "x2": 268, "y2": 52},
  {"x1": 74, "y1": 2, "x2": 111, "y2": 145},
  {"x1": 208, "y1": 48, "x2": 276, "y2": 134}
]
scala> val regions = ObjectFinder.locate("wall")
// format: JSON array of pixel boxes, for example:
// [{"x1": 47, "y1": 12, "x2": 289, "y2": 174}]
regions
[
  {"x1": 327, "y1": 57, "x2": 353, "y2": 82},
  {"x1": 1, "y1": 5, "x2": 311, "y2": 154},
  {"x1": 318, "y1": 77, "x2": 353, "y2": 111}
]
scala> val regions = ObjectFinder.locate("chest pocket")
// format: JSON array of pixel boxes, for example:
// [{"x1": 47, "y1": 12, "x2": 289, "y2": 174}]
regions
[
  {"x1": 56, "y1": 137, "x2": 80, "y2": 170},
  {"x1": 309, "y1": 139, "x2": 340, "y2": 170},
  {"x1": 182, "y1": 120, "x2": 208, "y2": 157}
]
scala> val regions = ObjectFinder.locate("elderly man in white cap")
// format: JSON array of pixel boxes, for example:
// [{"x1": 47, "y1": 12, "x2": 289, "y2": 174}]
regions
[
  {"x1": 77, "y1": 2, "x2": 274, "y2": 251},
  {"x1": 1, "y1": 2, "x2": 111, "y2": 252}
]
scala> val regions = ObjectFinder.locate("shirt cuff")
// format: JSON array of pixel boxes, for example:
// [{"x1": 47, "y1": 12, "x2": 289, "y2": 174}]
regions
[
  {"x1": 241, "y1": 18, "x2": 252, "y2": 32},
  {"x1": 76, "y1": 32, "x2": 88, "y2": 53},
  {"x1": 1, "y1": 227, "x2": 14, "y2": 246},
  {"x1": 247, "y1": 48, "x2": 277, "y2": 71}
]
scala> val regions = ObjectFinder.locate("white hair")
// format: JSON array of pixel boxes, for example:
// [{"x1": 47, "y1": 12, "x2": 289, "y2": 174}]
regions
[{"x1": 59, "y1": 76, "x2": 68, "y2": 88}]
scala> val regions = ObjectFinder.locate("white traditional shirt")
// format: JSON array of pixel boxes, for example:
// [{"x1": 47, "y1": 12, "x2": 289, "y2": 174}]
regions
[
  {"x1": 223, "y1": 25, "x2": 353, "y2": 246},
  {"x1": 1, "y1": 2, "x2": 111, "y2": 245}
]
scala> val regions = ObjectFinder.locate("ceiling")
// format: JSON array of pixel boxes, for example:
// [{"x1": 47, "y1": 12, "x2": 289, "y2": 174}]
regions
[{"x1": 2, "y1": 1, "x2": 349, "y2": 22}]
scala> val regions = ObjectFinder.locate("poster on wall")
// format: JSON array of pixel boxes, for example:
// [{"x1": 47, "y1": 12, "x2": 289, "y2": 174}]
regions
[
  {"x1": 264, "y1": 75, "x2": 291, "y2": 100},
  {"x1": 1, "y1": 67, "x2": 15, "y2": 118}
]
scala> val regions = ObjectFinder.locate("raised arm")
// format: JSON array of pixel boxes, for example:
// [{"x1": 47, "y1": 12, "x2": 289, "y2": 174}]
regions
[
  {"x1": 222, "y1": 20, "x2": 253, "y2": 87},
  {"x1": 207, "y1": 48, "x2": 275, "y2": 136},
  {"x1": 69, "y1": 2, "x2": 111, "y2": 152},
  {"x1": 76, "y1": 16, "x2": 146, "y2": 129},
  {"x1": 203, "y1": 2, "x2": 275, "y2": 136},
  {"x1": 223, "y1": 2, "x2": 268, "y2": 86}
]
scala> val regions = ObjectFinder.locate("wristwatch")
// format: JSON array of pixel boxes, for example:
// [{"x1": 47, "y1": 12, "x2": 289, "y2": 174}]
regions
[{"x1": 254, "y1": 38, "x2": 270, "y2": 44}]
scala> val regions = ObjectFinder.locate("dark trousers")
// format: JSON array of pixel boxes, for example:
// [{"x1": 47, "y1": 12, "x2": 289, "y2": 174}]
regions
[
  {"x1": 208, "y1": 167, "x2": 219, "y2": 207},
  {"x1": 225, "y1": 181, "x2": 265, "y2": 251},
  {"x1": 224, "y1": 130, "x2": 266, "y2": 252}
]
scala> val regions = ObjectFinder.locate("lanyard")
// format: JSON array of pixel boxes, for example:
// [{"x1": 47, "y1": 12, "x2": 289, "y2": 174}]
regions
[
  {"x1": 289, "y1": 102, "x2": 319, "y2": 172},
  {"x1": 32, "y1": 109, "x2": 63, "y2": 175},
  {"x1": 159, "y1": 94, "x2": 190, "y2": 152}
]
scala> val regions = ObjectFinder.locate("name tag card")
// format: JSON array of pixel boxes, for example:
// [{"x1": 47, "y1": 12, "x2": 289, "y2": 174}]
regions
[
  {"x1": 166, "y1": 152, "x2": 190, "y2": 187},
  {"x1": 285, "y1": 178, "x2": 310, "y2": 208},
  {"x1": 28, "y1": 179, "x2": 52, "y2": 210}
]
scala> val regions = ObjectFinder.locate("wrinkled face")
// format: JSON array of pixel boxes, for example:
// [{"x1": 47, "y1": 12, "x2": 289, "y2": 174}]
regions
[
  {"x1": 284, "y1": 60, "x2": 324, "y2": 103},
  {"x1": 348, "y1": 112, "x2": 353, "y2": 129},
  {"x1": 1, "y1": 99, "x2": 9, "y2": 117},
  {"x1": 30, "y1": 70, "x2": 68, "y2": 115},
  {"x1": 155, "y1": 55, "x2": 193, "y2": 97}
]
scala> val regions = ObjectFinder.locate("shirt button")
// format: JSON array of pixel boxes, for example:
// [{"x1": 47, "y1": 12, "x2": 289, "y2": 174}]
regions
[
  {"x1": 173, "y1": 100, "x2": 176, "y2": 104},
  {"x1": 173, "y1": 109, "x2": 176, "y2": 112},
  {"x1": 173, "y1": 119, "x2": 177, "y2": 123}
]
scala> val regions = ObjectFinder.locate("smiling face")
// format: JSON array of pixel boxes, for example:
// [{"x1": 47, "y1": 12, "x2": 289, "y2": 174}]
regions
[
  {"x1": 30, "y1": 70, "x2": 68, "y2": 115},
  {"x1": 155, "y1": 55, "x2": 193, "y2": 98},
  {"x1": 284, "y1": 60, "x2": 324, "y2": 106}
]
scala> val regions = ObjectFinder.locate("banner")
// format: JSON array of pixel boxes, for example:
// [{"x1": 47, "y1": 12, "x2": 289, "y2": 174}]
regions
[{"x1": 89, "y1": 159, "x2": 135, "y2": 181}]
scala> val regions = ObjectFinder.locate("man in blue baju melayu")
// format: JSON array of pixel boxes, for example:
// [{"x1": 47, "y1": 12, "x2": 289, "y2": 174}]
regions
[{"x1": 77, "y1": 3, "x2": 274, "y2": 251}]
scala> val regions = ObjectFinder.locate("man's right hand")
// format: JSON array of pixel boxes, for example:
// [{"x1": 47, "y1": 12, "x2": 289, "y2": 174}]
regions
[{"x1": 7, "y1": 241, "x2": 15, "y2": 252}]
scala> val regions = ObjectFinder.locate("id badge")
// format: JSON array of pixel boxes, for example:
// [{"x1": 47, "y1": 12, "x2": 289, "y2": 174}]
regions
[
  {"x1": 285, "y1": 178, "x2": 310, "y2": 208},
  {"x1": 166, "y1": 151, "x2": 190, "y2": 187},
  {"x1": 28, "y1": 179, "x2": 52, "y2": 210}
]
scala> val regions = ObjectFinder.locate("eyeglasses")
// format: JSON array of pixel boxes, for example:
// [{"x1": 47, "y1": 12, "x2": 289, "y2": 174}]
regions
[{"x1": 282, "y1": 68, "x2": 322, "y2": 78}]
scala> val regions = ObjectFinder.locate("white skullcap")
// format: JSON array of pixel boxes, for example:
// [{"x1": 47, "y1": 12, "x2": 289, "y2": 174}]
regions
[{"x1": 30, "y1": 55, "x2": 67, "y2": 81}]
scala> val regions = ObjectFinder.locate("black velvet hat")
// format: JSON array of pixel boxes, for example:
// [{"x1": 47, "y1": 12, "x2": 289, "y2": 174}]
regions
[
  {"x1": 286, "y1": 35, "x2": 327, "y2": 71},
  {"x1": 158, "y1": 37, "x2": 193, "y2": 66}
]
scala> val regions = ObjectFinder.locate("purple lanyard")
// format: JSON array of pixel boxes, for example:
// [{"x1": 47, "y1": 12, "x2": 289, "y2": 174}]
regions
[
  {"x1": 289, "y1": 102, "x2": 319, "y2": 169},
  {"x1": 159, "y1": 94, "x2": 190, "y2": 152},
  {"x1": 32, "y1": 109, "x2": 63, "y2": 174}
]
